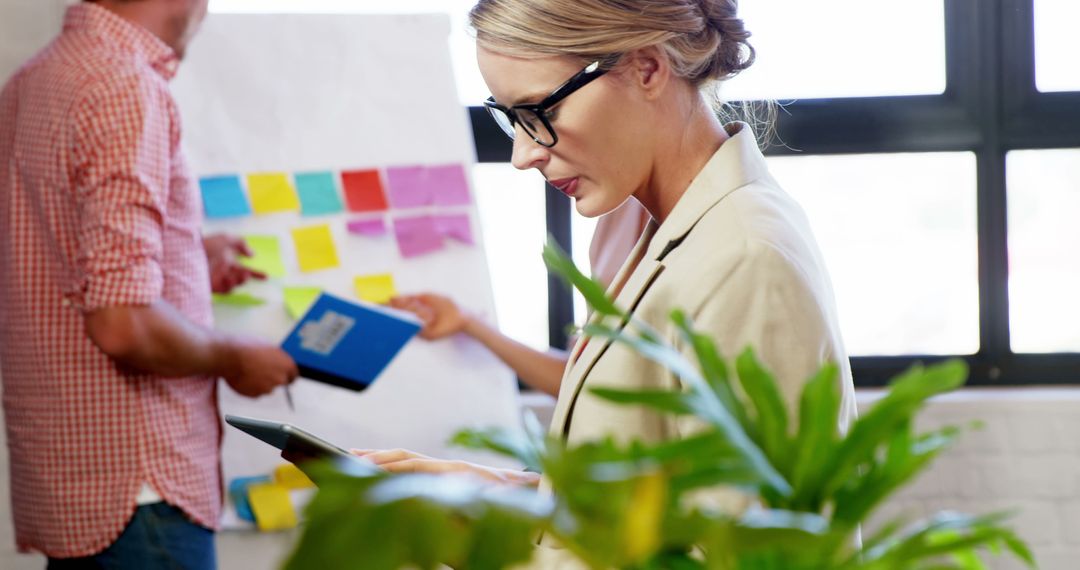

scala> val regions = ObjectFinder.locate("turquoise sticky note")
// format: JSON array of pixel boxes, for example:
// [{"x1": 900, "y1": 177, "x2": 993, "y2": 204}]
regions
[
  {"x1": 200, "y1": 176, "x2": 251, "y2": 218},
  {"x1": 295, "y1": 172, "x2": 344, "y2": 216},
  {"x1": 229, "y1": 475, "x2": 271, "y2": 523}
]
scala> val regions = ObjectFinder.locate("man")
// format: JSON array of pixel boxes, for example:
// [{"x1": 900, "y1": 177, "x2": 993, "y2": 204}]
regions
[{"x1": 0, "y1": 0, "x2": 298, "y2": 567}]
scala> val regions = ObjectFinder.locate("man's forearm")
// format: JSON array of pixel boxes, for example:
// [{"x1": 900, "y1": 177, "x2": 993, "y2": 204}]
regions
[{"x1": 85, "y1": 300, "x2": 238, "y2": 378}]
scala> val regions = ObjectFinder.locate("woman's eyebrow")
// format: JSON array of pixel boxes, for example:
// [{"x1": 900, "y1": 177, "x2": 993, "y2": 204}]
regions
[{"x1": 509, "y1": 89, "x2": 550, "y2": 106}]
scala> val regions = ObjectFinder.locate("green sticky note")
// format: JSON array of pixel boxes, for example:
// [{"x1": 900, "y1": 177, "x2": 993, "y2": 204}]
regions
[
  {"x1": 283, "y1": 286, "x2": 322, "y2": 319},
  {"x1": 241, "y1": 235, "x2": 286, "y2": 278},
  {"x1": 212, "y1": 292, "x2": 267, "y2": 307}
]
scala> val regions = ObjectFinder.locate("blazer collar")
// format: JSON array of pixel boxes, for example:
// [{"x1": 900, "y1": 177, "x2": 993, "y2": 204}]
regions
[
  {"x1": 645, "y1": 122, "x2": 769, "y2": 263},
  {"x1": 550, "y1": 123, "x2": 768, "y2": 437}
]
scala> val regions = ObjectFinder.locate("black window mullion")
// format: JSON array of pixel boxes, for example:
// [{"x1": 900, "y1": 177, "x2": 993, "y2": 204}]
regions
[{"x1": 545, "y1": 186, "x2": 574, "y2": 350}]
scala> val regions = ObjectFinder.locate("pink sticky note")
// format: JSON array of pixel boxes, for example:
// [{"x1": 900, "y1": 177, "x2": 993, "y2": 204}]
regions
[
  {"x1": 347, "y1": 218, "x2": 387, "y2": 237},
  {"x1": 434, "y1": 214, "x2": 474, "y2": 245},
  {"x1": 429, "y1": 164, "x2": 472, "y2": 206},
  {"x1": 385, "y1": 166, "x2": 434, "y2": 209},
  {"x1": 393, "y1": 215, "x2": 444, "y2": 258}
]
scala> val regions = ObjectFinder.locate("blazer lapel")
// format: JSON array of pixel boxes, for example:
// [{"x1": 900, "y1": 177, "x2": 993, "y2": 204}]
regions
[{"x1": 549, "y1": 254, "x2": 666, "y2": 437}]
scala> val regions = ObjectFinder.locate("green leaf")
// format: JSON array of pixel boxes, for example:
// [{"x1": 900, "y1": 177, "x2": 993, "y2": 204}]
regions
[
  {"x1": 543, "y1": 237, "x2": 623, "y2": 317},
  {"x1": 590, "y1": 387, "x2": 697, "y2": 416},
  {"x1": 734, "y1": 348, "x2": 790, "y2": 470},
  {"x1": 451, "y1": 427, "x2": 544, "y2": 473},
  {"x1": 670, "y1": 310, "x2": 751, "y2": 432},
  {"x1": 788, "y1": 362, "x2": 841, "y2": 510}
]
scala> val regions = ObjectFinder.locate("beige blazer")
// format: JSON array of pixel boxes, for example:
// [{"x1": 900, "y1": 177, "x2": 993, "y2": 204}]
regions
[{"x1": 525, "y1": 124, "x2": 857, "y2": 568}]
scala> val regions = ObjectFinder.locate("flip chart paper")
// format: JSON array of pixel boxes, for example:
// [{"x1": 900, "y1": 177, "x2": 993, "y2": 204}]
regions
[
  {"x1": 200, "y1": 175, "x2": 251, "y2": 218},
  {"x1": 354, "y1": 273, "x2": 396, "y2": 305},
  {"x1": 393, "y1": 215, "x2": 444, "y2": 258},
  {"x1": 248, "y1": 173, "x2": 300, "y2": 214},
  {"x1": 291, "y1": 224, "x2": 340, "y2": 272},
  {"x1": 341, "y1": 169, "x2": 389, "y2": 212},
  {"x1": 241, "y1": 235, "x2": 287, "y2": 278},
  {"x1": 295, "y1": 172, "x2": 344, "y2": 216}
]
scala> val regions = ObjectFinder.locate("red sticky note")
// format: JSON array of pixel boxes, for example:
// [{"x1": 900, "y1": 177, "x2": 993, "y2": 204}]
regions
[{"x1": 341, "y1": 169, "x2": 389, "y2": 212}]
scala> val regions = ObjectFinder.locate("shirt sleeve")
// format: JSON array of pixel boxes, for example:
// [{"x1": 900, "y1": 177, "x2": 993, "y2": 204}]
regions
[{"x1": 68, "y1": 71, "x2": 174, "y2": 312}]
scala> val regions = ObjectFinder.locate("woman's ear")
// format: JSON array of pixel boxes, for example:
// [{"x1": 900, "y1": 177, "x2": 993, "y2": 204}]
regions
[{"x1": 623, "y1": 46, "x2": 671, "y2": 101}]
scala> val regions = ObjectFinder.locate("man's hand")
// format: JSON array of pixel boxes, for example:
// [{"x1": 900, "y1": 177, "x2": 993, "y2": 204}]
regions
[
  {"x1": 203, "y1": 233, "x2": 266, "y2": 293},
  {"x1": 220, "y1": 337, "x2": 298, "y2": 397}
]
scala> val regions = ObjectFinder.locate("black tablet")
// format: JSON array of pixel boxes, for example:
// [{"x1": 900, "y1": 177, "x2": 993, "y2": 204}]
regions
[{"x1": 225, "y1": 414, "x2": 378, "y2": 476}]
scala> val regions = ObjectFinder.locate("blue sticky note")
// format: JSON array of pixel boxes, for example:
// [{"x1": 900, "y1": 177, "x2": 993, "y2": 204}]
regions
[
  {"x1": 200, "y1": 175, "x2": 251, "y2": 218},
  {"x1": 295, "y1": 172, "x2": 345, "y2": 216},
  {"x1": 229, "y1": 475, "x2": 272, "y2": 523}
]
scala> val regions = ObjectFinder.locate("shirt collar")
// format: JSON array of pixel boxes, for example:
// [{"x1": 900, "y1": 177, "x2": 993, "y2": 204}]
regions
[{"x1": 64, "y1": 3, "x2": 181, "y2": 80}]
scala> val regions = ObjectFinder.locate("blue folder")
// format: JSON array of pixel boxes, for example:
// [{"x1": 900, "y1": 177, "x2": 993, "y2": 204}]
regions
[{"x1": 281, "y1": 293, "x2": 422, "y2": 391}]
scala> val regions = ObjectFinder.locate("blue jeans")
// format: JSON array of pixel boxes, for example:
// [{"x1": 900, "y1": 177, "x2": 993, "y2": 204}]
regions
[{"x1": 46, "y1": 502, "x2": 216, "y2": 570}]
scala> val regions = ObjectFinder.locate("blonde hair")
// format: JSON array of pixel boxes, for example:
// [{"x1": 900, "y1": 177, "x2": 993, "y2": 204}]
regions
[
  {"x1": 469, "y1": 0, "x2": 775, "y2": 142},
  {"x1": 470, "y1": 0, "x2": 754, "y2": 87}
]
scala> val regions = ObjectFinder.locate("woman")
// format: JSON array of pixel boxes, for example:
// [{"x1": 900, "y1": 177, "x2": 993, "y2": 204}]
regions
[{"x1": 358, "y1": 0, "x2": 856, "y2": 496}]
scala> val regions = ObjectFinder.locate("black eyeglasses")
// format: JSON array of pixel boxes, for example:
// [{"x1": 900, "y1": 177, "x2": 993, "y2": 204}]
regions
[{"x1": 483, "y1": 59, "x2": 610, "y2": 148}]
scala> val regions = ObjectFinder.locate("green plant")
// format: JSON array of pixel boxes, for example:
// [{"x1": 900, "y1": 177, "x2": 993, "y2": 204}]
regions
[{"x1": 283, "y1": 242, "x2": 1035, "y2": 570}]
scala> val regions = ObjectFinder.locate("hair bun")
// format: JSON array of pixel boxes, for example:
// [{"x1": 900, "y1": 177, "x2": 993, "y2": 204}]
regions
[{"x1": 697, "y1": 0, "x2": 755, "y2": 80}]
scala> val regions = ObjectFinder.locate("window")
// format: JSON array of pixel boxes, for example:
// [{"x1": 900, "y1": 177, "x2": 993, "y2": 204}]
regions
[
  {"x1": 768, "y1": 152, "x2": 979, "y2": 356},
  {"x1": 722, "y1": 0, "x2": 946, "y2": 101},
  {"x1": 1034, "y1": 0, "x2": 1080, "y2": 92},
  {"x1": 1007, "y1": 149, "x2": 1080, "y2": 354}
]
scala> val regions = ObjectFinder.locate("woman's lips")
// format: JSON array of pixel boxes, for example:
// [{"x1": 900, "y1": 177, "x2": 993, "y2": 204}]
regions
[{"x1": 549, "y1": 177, "x2": 579, "y2": 198}]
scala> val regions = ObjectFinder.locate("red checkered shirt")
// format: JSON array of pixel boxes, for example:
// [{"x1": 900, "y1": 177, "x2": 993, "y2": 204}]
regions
[{"x1": 0, "y1": 4, "x2": 221, "y2": 558}]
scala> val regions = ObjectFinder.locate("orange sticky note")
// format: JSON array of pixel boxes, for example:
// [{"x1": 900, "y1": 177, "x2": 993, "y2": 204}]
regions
[
  {"x1": 248, "y1": 173, "x2": 300, "y2": 214},
  {"x1": 354, "y1": 274, "x2": 396, "y2": 305},
  {"x1": 291, "y1": 224, "x2": 340, "y2": 273},
  {"x1": 247, "y1": 482, "x2": 297, "y2": 531}
]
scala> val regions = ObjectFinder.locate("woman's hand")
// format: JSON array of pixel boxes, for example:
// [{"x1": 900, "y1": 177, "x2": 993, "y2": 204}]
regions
[
  {"x1": 351, "y1": 448, "x2": 540, "y2": 487},
  {"x1": 389, "y1": 294, "x2": 471, "y2": 340}
]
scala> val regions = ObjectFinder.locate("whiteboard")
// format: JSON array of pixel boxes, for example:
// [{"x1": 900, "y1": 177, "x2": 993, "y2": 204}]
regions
[{"x1": 171, "y1": 14, "x2": 522, "y2": 527}]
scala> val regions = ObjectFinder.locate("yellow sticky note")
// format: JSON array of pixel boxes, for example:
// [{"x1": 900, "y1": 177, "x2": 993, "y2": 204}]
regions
[
  {"x1": 241, "y1": 235, "x2": 286, "y2": 278},
  {"x1": 211, "y1": 292, "x2": 266, "y2": 307},
  {"x1": 283, "y1": 286, "x2": 321, "y2": 319},
  {"x1": 291, "y1": 224, "x2": 340, "y2": 273},
  {"x1": 248, "y1": 482, "x2": 297, "y2": 531},
  {"x1": 354, "y1": 273, "x2": 396, "y2": 305},
  {"x1": 248, "y1": 173, "x2": 300, "y2": 214},
  {"x1": 274, "y1": 463, "x2": 315, "y2": 490}
]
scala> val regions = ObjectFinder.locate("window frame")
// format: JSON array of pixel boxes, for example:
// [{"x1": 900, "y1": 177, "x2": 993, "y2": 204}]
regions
[{"x1": 471, "y1": 0, "x2": 1080, "y2": 387}]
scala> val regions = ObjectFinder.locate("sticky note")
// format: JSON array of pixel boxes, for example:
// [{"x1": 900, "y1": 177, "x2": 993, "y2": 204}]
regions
[
  {"x1": 283, "y1": 286, "x2": 322, "y2": 319},
  {"x1": 291, "y1": 224, "x2": 340, "y2": 273},
  {"x1": 393, "y1": 215, "x2": 444, "y2": 258},
  {"x1": 212, "y1": 292, "x2": 266, "y2": 307},
  {"x1": 248, "y1": 173, "x2": 300, "y2": 214},
  {"x1": 346, "y1": 218, "x2": 387, "y2": 237},
  {"x1": 341, "y1": 169, "x2": 389, "y2": 212},
  {"x1": 200, "y1": 175, "x2": 251, "y2": 218},
  {"x1": 229, "y1": 475, "x2": 271, "y2": 524},
  {"x1": 433, "y1": 213, "x2": 475, "y2": 245},
  {"x1": 354, "y1": 274, "x2": 396, "y2": 305},
  {"x1": 273, "y1": 463, "x2": 315, "y2": 490},
  {"x1": 248, "y1": 482, "x2": 298, "y2": 531},
  {"x1": 295, "y1": 172, "x2": 344, "y2": 216},
  {"x1": 240, "y1": 235, "x2": 286, "y2": 278},
  {"x1": 385, "y1": 166, "x2": 434, "y2": 209},
  {"x1": 429, "y1": 164, "x2": 472, "y2": 206}
]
